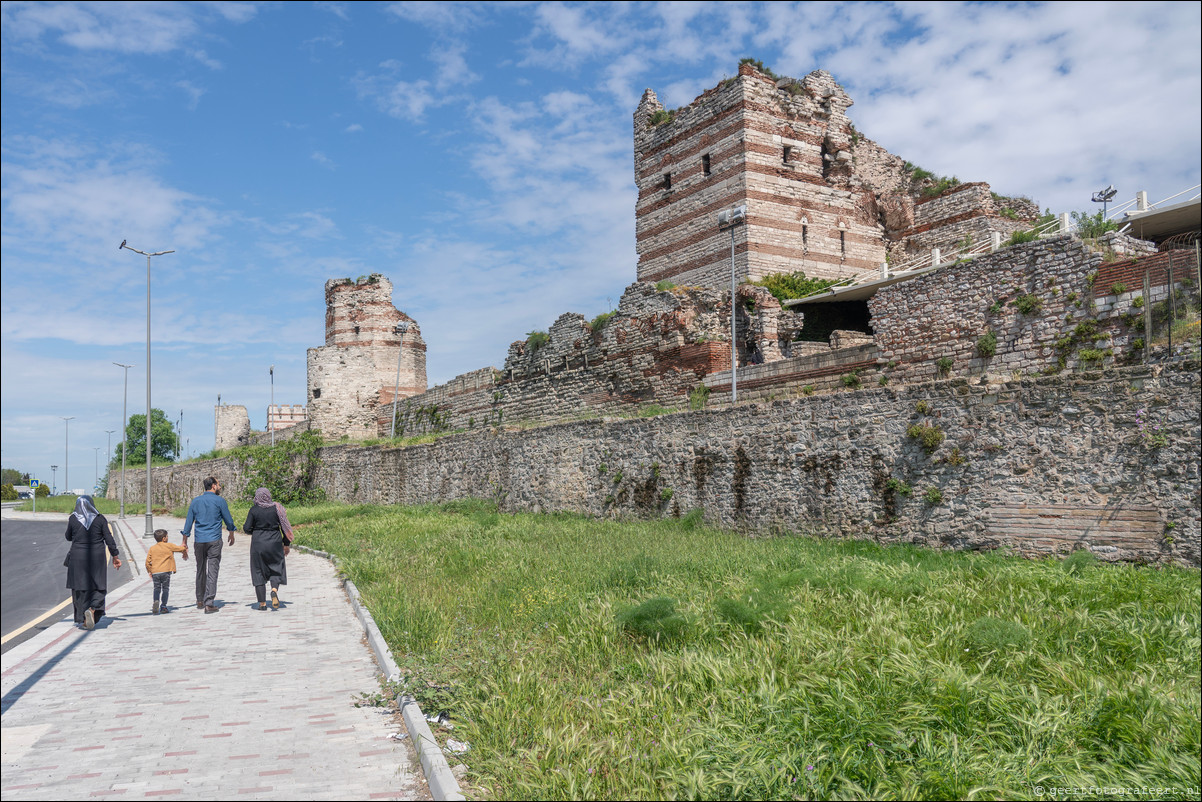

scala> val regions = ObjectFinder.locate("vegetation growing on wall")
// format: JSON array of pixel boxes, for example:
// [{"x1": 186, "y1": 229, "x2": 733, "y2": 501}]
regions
[
  {"x1": 750, "y1": 271, "x2": 840, "y2": 304},
  {"x1": 231, "y1": 429, "x2": 326, "y2": 506}
]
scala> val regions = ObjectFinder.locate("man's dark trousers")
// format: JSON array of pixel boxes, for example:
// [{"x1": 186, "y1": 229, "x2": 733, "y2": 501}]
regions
[{"x1": 194, "y1": 539, "x2": 223, "y2": 607}]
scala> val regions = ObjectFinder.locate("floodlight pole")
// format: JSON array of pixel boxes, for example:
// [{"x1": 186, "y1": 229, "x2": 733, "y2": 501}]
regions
[
  {"x1": 114, "y1": 362, "x2": 133, "y2": 518},
  {"x1": 390, "y1": 321, "x2": 410, "y2": 438},
  {"x1": 61, "y1": 417, "x2": 74, "y2": 495},
  {"x1": 51, "y1": 465, "x2": 58, "y2": 496},
  {"x1": 105, "y1": 430, "x2": 116, "y2": 495},
  {"x1": 270, "y1": 365, "x2": 275, "y2": 447},
  {"x1": 121, "y1": 242, "x2": 174, "y2": 536}
]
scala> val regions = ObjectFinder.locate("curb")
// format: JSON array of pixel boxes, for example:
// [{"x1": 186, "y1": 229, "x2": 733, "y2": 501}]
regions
[{"x1": 295, "y1": 544, "x2": 466, "y2": 801}]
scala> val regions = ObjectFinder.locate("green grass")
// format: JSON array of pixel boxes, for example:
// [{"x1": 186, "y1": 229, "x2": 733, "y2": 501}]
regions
[{"x1": 290, "y1": 501, "x2": 1198, "y2": 800}]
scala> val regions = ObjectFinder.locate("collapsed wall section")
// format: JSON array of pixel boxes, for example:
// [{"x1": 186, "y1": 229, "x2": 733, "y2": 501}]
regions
[{"x1": 379, "y1": 282, "x2": 753, "y2": 436}]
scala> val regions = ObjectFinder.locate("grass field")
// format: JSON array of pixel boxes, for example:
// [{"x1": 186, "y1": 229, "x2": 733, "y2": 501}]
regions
[{"x1": 288, "y1": 500, "x2": 1200, "y2": 801}]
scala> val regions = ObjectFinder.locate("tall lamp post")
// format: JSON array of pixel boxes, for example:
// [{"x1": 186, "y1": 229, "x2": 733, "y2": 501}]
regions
[
  {"x1": 269, "y1": 365, "x2": 275, "y2": 447},
  {"x1": 51, "y1": 465, "x2": 58, "y2": 496},
  {"x1": 390, "y1": 321, "x2": 410, "y2": 438},
  {"x1": 93, "y1": 447, "x2": 101, "y2": 492},
  {"x1": 60, "y1": 416, "x2": 75, "y2": 495},
  {"x1": 120, "y1": 241, "x2": 174, "y2": 536},
  {"x1": 717, "y1": 204, "x2": 747, "y2": 403},
  {"x1": 113, "y1": 362, "x2": 134, "y2": 518}
]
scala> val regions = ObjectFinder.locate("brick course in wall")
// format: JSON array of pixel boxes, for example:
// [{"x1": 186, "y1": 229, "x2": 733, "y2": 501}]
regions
[
  {"x1": 306, "y1": 274, "x2": 427, "y2": 440},
  {"x1": 634, "y1": 63, "x2": 1039, "y2": 291},
  {"x1": 114, "y1": 361, "x2": 1201, "y2": 567}
]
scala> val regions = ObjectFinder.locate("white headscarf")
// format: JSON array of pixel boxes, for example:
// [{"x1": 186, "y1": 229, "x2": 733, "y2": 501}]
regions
[{"x1": 73, "y1": 495, "x2": 100, "y2": 529}]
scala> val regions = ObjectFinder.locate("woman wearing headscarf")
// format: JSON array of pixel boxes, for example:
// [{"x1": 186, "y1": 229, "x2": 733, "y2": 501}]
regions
[
  {"x1": 64, "y1": 495, "x2": 122, "y2": 629},
  {"x1": 243, "y1": 487, "x2": 294, "y2": 610}
]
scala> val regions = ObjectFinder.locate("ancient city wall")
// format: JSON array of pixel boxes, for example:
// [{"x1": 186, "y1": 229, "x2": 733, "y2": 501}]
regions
[
  {"x1": 869, "y1": 233, "x2": 1200, "y2": 384},
  {"x1": 115, "y1": 361, "x2": 1201, "y2": 567},
  {"x1": 214, "y1": 405, "x2": 251, "y2": 451},
  {"x1": 377, "y1": 283, "x2": 744, "y2": 436}
]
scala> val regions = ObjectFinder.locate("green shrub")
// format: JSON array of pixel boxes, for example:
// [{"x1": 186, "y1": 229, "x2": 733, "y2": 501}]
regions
[
  {"x1": 924, "y1": 486, "x2": 944, "y2": 505},
  {"x1": 1132, "y1": 295, "x2": 1144, "y2": 308},
  {"x1": 976, "y1": 331, "x2": 998, "y2": 358},
  {"x1": 915, "y1": 400, "x2": 931, "y2": 415},
  {"x1": 907, "y1": 422, "x2": 946, "y2": 453},
  {"x1": 936, "y1": 356, "x2": 954, "y2": 376},
  {"x1": 750, "y1": 271, "x2": 840, "y2": 304},
  {"x1": 988, "y1": 300, "x2": 1003, "y2": 315},
  {"x1": 0, "y1": 484, "x2": 16, "y2": 501},
  {"x1": 1063, "y1": 549, "x2": 1098, "y2": 575},
  {"x1": 660, "y1": 487, "x2": 674, "y2": 502},
  {"x1": 525, "y1": 330, "x2": 549, "y2": 352},
  {"x1": 1007, "y1": 230, "x2": 1039, "y2": 246},
  {"x1": 714, "y1": 587, "x2": 791, "y2": 635},
  {"x1": 589, "y1": 311, "x2": 616, "y2": 331},
  {"x1": 689, "y1": 384, "x2": 710, "y2": 411},
  {"x1": 885, "y1": 477, "x2": 913, "y2": 496},
  {"x1": 649, "y1": 108, "x2": 674, "y2": 126},
  {"x1": 655, "y1": 280, "x2": 677, "y2": 291},
  {"x1": 36, "y1": 484, "x2": 50, "y2": 498},
  {"x1": 616, "y1": 597, "x2": 688, "y2": 644},
  {"x1": 1071, "y1": 209, "x2": 1120, "y2": 238},
  {"x1": 1110, "y1": 281, "x2": 1128, "y2": 296},
  {"x1": 1011, "y1": 294, "x2": 1043, "y2": 315},
  {"x1": 840, "y1": 371, "x2": 862, "y2": 389}
]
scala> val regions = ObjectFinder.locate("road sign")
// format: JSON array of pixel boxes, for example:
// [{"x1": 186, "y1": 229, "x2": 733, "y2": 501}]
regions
[{"x1": 31, "y1": 480, "x2": 40, "y2": 487}]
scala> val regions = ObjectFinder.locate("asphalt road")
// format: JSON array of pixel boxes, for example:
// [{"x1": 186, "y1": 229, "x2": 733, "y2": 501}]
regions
[{"x1": 1, "y1": 519, "x2": 133, "y2": 653}]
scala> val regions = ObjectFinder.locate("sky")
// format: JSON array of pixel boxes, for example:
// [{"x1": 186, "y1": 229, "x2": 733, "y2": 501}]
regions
[{"x1": 2, "y1": 1, "x2": 1199, "y2": 491}]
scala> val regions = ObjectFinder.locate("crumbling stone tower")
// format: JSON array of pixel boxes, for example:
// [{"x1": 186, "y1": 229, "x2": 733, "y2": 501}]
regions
[
  {"x1": 306, "y1": 275, "x2": 426, "y2": 440},
  {"x1": 635, "y1": 62, "x2": 1035, "y2": 289}
]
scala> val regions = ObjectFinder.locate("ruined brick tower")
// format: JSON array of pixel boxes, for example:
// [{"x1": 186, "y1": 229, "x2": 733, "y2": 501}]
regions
[
  {"x1": 634, "y1": 61, "x2": 1035, "y2": 289},
  {"x1": 306, "y1": 275, "x2": 426, "y2": 440}
]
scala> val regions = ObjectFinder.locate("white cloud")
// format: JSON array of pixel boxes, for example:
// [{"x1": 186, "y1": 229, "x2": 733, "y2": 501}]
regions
[
  {"x1": 344, "y1": 123, "x2": 364, "y2": 133},
  {"x1": 176, "y1": 80, "x2": 206, "y2": 110},
  {"x1": 311, "y1": 151, "x2": 336, "y2": 169}
]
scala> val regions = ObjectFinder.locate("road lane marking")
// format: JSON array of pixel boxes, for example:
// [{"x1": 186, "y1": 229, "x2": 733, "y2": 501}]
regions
[{"x1": 1, "y1": 597, "x2": 72, "y2": 644}]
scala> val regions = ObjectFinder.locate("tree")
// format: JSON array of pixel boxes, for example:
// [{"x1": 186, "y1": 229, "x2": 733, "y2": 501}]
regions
[
  {"x1": 1, "y1": 467, "x2": 30, "y2": 485},
  {"x1": 122, "y1": 408, "x2": 180, "y2": 463}
]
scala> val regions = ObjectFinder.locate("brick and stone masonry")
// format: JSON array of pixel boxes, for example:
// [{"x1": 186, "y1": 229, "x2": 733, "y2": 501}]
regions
[
  {"x1": 633, "y1": 62, "x2": 1037, "y2": 289},
  {"x1": 111, "y1": 360, "x2": 1202, "y2": 568},
  {"x1": 306, "y1": 274, "x2": 427, "y2": 440}
]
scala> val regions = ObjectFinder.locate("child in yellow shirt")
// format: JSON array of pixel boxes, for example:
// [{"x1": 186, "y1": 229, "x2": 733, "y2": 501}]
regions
[{"x1": 145, "y1": 529, "x2": 188, "y2": 614}]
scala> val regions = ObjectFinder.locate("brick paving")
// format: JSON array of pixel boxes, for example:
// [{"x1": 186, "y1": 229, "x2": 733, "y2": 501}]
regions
[{"x1": 2, "y1": 515, "x2": 426, "y2": 801}]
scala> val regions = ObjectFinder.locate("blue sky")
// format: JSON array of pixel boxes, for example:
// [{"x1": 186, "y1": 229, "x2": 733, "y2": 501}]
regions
[{"x1": 2, "y1": 1, "x2": 1200, "y2": 491}]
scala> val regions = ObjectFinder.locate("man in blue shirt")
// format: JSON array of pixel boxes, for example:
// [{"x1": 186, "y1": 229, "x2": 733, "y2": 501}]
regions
[{"x1": 180, "y1": 476, "x2": 236, "y2": 613}]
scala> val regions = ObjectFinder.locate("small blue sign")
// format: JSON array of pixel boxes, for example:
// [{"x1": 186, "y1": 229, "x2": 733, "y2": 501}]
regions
[{"x1": 30, "y1": 479, "x2": 40, "y2": 487}]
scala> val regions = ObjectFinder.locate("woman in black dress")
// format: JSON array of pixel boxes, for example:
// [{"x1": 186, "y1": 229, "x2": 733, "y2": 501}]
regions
[
  {"x1": 65, "y1": 495, "x2": 123, "y2": 629},
  {"x1": 243, "y1": 487, "x2": 293, "y2": 610}
]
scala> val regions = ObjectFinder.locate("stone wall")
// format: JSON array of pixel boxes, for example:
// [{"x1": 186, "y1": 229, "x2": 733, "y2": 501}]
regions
[
  {"x1": 306, "y1": 275, "x2": 427, "y2": 440},
  {"x1": 378, "y1": 282, "x2": 745, "y2": 436},
  {"x1": 868, "y1": 233, "x2": 1200, "y2": 384},
  {"x1": 898, "y1": 182, "x2": 1031, "y2": 258},
  {"x1": 115, "y1": 361, "x2": 1201, "y2": 567}
]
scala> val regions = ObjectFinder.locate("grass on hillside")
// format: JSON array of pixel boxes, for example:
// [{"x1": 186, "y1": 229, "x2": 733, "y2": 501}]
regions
[{"x1": 291, "y1": 500, "x2": 1201, "y2": 801}]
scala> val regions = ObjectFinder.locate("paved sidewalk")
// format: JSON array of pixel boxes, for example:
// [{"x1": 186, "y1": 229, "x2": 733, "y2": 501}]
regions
[{"x1": 1, "y1": 514, "x2": 426, "y2": 800}]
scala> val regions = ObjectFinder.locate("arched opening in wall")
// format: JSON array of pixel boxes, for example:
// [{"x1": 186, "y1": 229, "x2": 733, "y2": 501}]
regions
[{"x1": 794, "y1": 300, "x2": 872, "y2": 344}]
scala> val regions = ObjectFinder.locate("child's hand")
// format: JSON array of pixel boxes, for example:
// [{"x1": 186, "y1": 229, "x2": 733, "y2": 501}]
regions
[{"x1": 182, "y1": 551, "x2": 189, "y2": 561}]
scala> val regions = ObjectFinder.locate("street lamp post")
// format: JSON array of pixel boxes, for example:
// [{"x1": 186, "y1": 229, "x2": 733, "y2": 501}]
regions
[
  {"x1": 51, "y1": 465, "x2": 58, "y2": 496},
  {"x1": 717, "y1": 205, "x2": 747, "y2": 403},
  {"x1": 113, "y1": 363, "x2": 133, "y2": 518},
  {"x1": 93, "y1": 447, "x2": 101, "y2": 492},
  {"x1": 390, "y1": 321, "x2": 410, "y2": 438},
  {"x1": 61, "y1": 416, "x2": 75, "y2": 495},
  {"x1": 120, "y1": 241, "x2": 174, "y2": 537},
  {"x1": 269, "y1": 365, "x2": 275, "y2": 447}
]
